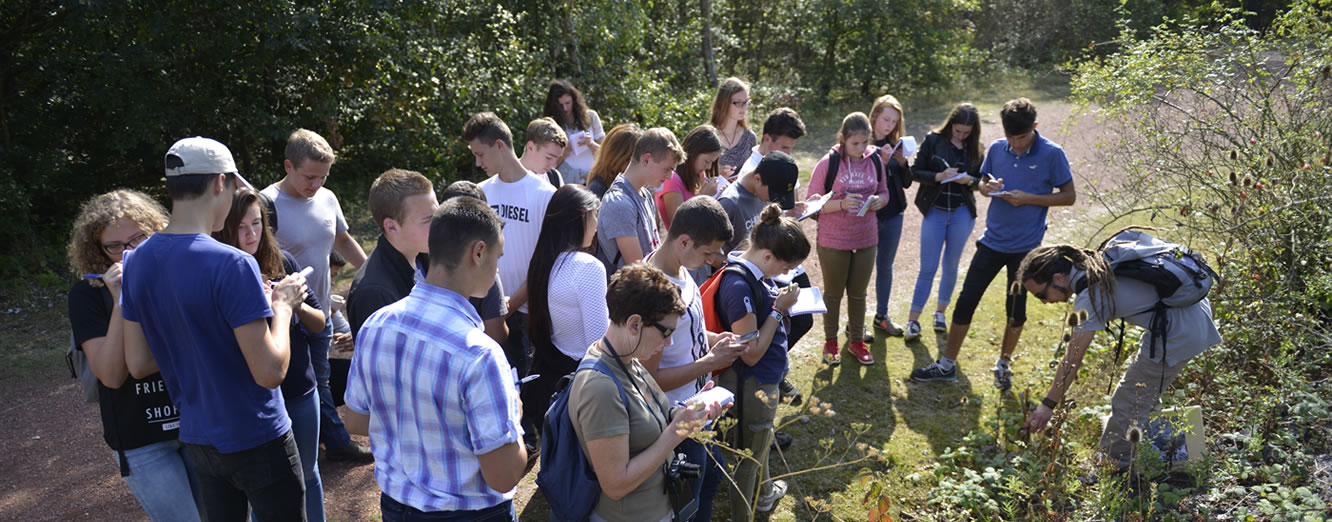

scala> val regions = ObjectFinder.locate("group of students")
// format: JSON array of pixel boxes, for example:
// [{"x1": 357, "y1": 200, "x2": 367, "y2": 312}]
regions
[{"x1": 64, "y1": 77, "x2": 1221, "y2": 522}]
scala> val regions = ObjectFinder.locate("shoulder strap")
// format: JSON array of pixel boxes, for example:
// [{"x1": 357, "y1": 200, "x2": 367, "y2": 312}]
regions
[
  {"x1": 722, "y1": 263, "x2": 768, "y2": 328},
  {"x1": 869, "y1": 151, "x2": 884, "y2": 184},
  {"x1": 823, "y1": 150, "x2": 841, "y2": 194},
  {"x1": 580, "y1": 358, "x2": 629, "y2": 405},
  {"x1": 547, "y1": 169, "x2": 563, "y2": 188}
]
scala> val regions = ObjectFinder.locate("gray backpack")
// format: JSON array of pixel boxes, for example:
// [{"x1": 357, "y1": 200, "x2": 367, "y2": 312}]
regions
[{"x1": 65, "y1": 333, "x2": 100, "y2": 403}]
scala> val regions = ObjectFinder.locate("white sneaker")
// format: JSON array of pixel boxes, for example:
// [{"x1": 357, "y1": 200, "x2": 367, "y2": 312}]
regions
[
  {"x1": 933, "y1": 312, "x2": 948, "y2": 332},
  {"x1": 904, "y1": 320, "x2": 922, "y2": 341},
  {"x1": 756, "y1": 479, "x2": 788, "y2": 512}
]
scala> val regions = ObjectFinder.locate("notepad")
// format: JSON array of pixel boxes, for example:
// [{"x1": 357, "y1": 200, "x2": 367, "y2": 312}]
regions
[
  {"x1": 568, "y1": 130, "x2": 589, "y2": 156},
  {"x1": 789, "y1": 287, "x2": 827, "y2": 316},
  {"x1": 774, "y1": 265, "x2": 805, "y2": 285},
  {"x1": 798, "y1": 192, "x2": 833, "y2": 221}
]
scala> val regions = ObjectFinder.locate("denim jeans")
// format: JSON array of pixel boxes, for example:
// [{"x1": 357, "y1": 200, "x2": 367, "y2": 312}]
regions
[
  {"x1": 381, "y1": 494, "x2": 516, "y2": 522},
  {"x1": 287, "y1": 391, "x2": 324, "y2": 521},
  {"x1": 677, "y1": 438, "x2": 725, "y2": 522},
  {"x1": 184, "y1": 430, "x2": 306, "y2": 522},
  {"x1": 910, "y1": 207, "x2": 976, "y2": 313},
  {"x1": 311, "y1": 316, "x2": 351, "y2": 450},
  {"x1": 115, "y1": 439, "x2": 204, "y2": 521},
  {"x1": 874, "y1": 213, "x2": 905, "y2": 317}
]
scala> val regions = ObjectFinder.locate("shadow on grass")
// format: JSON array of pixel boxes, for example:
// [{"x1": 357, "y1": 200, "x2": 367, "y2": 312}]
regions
[{"x1": 900, "y1": 330, "x2": 983, "y2": 457}]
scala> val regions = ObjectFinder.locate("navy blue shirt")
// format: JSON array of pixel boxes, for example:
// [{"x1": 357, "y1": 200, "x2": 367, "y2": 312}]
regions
[
  {"x1": 718, "y1": 259, "x2": 788, "y2": 385},
  {"x1": 977, "y1": 131, "x2": 1073, "y2": 253},
  {"x1": 280, "y1": 251, "x2": 320, "y2": 400}
]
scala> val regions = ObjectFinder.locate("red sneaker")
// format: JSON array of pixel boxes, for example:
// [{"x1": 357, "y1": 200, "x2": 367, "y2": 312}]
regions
[
  {"x1": 822, "y1": 338, "x2": 841, "y2": 365},
  {"x1": 848, "y1": 340, "x2": 874, "y2": 365}
]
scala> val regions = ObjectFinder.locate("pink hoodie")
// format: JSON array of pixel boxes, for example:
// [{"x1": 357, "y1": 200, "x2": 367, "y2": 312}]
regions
[{"x1": 807, "y1": 144, "x2": 891, "y2": 250}]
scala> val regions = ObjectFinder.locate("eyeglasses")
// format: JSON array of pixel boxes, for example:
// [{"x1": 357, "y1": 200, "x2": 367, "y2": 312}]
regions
[
  {"x1": 731, "y1": 99, "x2": 750, "y2": 108},
  {"x1": 102, "y1": 234, "x2": 148, "y2": 256},
  {"x1": 646, "y1": 320, "x2": 676, "y2": 339}
]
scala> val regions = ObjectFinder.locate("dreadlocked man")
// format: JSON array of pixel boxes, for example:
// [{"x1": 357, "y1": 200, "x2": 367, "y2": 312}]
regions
[{"x1": 1018, "y1": 244, "x2": 1221, "y2": 471}]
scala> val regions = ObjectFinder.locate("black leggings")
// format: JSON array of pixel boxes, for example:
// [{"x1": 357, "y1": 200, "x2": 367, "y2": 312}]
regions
[{"x1": 951, "y1": 242, "x2": 1029, "y2": 327}]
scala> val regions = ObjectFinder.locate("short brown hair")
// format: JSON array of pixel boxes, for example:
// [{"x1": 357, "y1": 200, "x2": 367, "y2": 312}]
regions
[
  {"x1": 67, "y1": 190, "x2": 170, "y2": 283},
  {"x1": 285, "y1": 129, "x2": 336, "y2": 167},
  {"x1": 605, "y1": 263, "x2": 686, "y2": 326},
  {"x1": 1000, "y1": 97, "x2": 1038, "y2": 136},
  {"x1": 461, "y1": 112, "x2": 513, "y2": 149},
  {"x1": 632, "y1": 127, "x2": 685, "y2": 165},
  {"x1": 526, "y1": 117, "x2": 569, "y2": 148},
  {"x1": 369, "y1": 169, "x2": 434, "y2": 230}
]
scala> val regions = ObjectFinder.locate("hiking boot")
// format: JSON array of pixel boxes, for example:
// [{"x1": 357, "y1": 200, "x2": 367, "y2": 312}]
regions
[
  {"x1": 822, "y1": 338, "x2": 841, "y2": 365},
  {"x1": 933, "y1": 312, "x2": 948, "y2": 332},
  {"x1": 873, "y1": 314, "x2": 904, "y2": 337},
  {"x1": 779, "y1": 379, "x2": 803, "y2": 406},
  {"x1": 903, "y1": 320, "x2": 922, "y2": 342},
  {"x1": 847, "y1": 340, "x2": 874, "y2": 365},
  {"x1": 756, "y1": 479, "x2": 789, "y2": 512},
  {"x1": 910, "y1": 360, "x2": 957, "y2": 382},
  {"x1": 326, "y1": 443, "x2": 374, "y2": 463},
  {"x1": 771, "y1": 431, "x2": 793, "y2": 451},
  {"x1": 993, "y1": 360, "x2": 1014, "y2": 392}
]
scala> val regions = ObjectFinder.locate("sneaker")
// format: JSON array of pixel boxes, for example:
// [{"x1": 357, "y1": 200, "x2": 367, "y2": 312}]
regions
[
  {"x1": 756, "y1": 479, "x2": 789, "y2": 512},
  {"x1": 848, "y1": 323, "x2": 874, "y2": 343},
  {"x1": 933, "y1": 312, "x2": 948, "y2": 332},
  {"x1": 779, "y1": 379, "x2": 803, "y2": 406},
  {"x1": 847, "y1": 340, "x2": 874, "y2": 365},
  {"x1": 822, "y1": 338, "x2": 841, "y2": 365},
  {"x1": 873, "y1": 314, "x2": 904, "y2": 337},
  {"x1": 903, "y1": 320, "x2": 922, "y2": 342},
  {"x1": 326, "y1": 443, "x2": 374, "y2": 463},
  {"x1": 910, "y1": 360, "x2": 957, "y2": 382},
  {"x1": 993, "y1": 360, "x2": 1013, "y2": 392},
  {"x1": 771, "y1": 431, "x2": 793, "y2": 451}
]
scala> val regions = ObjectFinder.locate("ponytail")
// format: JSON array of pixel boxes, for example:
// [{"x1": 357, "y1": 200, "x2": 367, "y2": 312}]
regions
[{"x1": 749, "y1": 204, "x2": 810, "y2": 263}]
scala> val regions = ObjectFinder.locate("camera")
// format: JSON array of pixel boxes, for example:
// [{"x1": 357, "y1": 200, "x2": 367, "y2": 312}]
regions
[{"x1": 667, "y1": 452, "x2": 701, "y2": 480}]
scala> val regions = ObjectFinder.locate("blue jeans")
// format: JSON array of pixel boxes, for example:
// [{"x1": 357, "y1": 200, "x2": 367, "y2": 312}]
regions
[
  {"x1": 311, "y1": 316, "x2": 351, "y2": 450},
  {"x1": 115, "y1": 440, "x2": 204, "y2": 521},
  {"x1": 678, "y1": 438, "x2": 725, "y2": 522},
  {"x1": 287, "y1": 391, "x2": 324, "y2": 522},
  {"x1": 381, "y1": 494, "x2": 516, "y2": 521},
  {"x1": 874, "y1": 213, "x2": 905, "y2": 317},
  {"x1": 911, "y1": 207, "x2": 976, "y2": 313}
]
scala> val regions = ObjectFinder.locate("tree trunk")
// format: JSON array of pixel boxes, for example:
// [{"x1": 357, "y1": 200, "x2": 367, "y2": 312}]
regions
[
  {"x1": 563, "y1": 0, "x2": 581, "y2": 76},
  {"x1": 701, "y1": 0, "x2": 717, "y2": 86}
]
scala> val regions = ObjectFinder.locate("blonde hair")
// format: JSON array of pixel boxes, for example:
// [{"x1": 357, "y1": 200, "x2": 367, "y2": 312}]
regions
[
  {"x1": 837, "y1": 112, "x2": 873, "y2": 151},
  {"x1": 586, "y1": 123, "x2": 642, "y2": 189},
  {"x1": 632, "y1": 127, "x2": 686, "y2": 165},
  {"x1": 709, "y1": 77, "x2": 751, "y2": 130},
  {"x1": 67, "y1": 190, "x2": 170, "y2": 285},
  {"x1": 526, "y1": 117, "x2": 569, "y2": 148},
  {"x1": 285, "y1": 128, "x2": 336, "y2": 167},
  {"x1": 869, "y1": 95, "x2": 906, "y2": 144}
]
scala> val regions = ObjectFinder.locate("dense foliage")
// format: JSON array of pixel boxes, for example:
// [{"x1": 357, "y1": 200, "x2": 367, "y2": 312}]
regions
[{"x1": 922, "y1": 1, "x2": 1332, "y2": 518}]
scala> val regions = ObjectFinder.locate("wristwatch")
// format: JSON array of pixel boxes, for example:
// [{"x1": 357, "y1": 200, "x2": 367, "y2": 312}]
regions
[
  {"x1": 769, "y1": 309, "x2": 785, "y2": 323},
  {"x1": 1041, "y1": 397, "x2": 1058, "y2": 410}
]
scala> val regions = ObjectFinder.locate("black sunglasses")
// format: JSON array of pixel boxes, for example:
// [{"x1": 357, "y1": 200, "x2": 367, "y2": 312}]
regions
[{"x1": 646, "y1": 320, "x2": 676, "y2": 339}]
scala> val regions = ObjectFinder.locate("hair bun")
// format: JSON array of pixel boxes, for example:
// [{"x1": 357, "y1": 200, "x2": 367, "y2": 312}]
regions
[{"x1": 759, "y1": 203, "x2": 782, "y2": 224}]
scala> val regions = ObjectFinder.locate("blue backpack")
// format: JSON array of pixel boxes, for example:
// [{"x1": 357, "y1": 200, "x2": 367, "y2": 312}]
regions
[{"x1": 537, "y1": 357, "x2": 628, "y2": 521}]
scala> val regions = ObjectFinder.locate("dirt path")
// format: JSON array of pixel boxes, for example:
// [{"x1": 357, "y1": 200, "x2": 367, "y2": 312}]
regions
[{"x1": 0, "y1": 97, "x2": 1118, "y2": 521}]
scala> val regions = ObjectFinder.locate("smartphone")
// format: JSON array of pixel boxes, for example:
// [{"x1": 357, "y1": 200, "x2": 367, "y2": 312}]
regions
[{"x1": 737, "y1": 330, "x2": 761, "y2": 343}]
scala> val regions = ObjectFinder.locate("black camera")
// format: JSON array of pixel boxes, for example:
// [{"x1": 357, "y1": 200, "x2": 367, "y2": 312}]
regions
[
  {"x1": 668, "y1": 452, "x2": 702, "y2": 480},
  {"x1": 664, "y1": 452, "x2": 700, "y2": 520}
]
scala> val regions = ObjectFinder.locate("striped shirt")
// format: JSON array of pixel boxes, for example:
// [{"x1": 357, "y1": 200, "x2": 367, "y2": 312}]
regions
[{"x1": 345, "y1": 282, "x2": 523, "y2": 512}]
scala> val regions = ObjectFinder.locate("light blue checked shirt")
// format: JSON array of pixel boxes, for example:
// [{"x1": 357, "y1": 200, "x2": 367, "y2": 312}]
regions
[{"x1": 345, "y1": 282, "x2": 523, "y2": 512}]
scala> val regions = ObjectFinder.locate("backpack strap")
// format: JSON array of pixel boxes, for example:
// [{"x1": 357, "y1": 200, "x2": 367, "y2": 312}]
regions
[
  {"x1": 547, "y1": 169, "x2": 564, "y2": 188},
  {"x1": 578, "y1": 358, "x2": 629, "y2": 406},
  {"x1": 719, "y1": 263, "x2": 770, "y2": 330},
  {"x1": 822, "y1": 150, "x2": 841, "y2": 194}
]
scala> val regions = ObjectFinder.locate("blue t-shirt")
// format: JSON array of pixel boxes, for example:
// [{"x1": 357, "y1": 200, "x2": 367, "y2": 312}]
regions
[
  {"x1": 121, "y1": 233, "x2": 288, "y2": 452},
  {"x1": 718, "y1": 262, "x2": 788, "y2": 385},
  {"x1": 977, "y1": 131, "x2": 1074, "y2": 254}
]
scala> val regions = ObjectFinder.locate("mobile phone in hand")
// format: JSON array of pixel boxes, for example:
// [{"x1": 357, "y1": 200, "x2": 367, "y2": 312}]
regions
[{"x1": 737, "y1": 330, "x2": 761, "y2": 343}]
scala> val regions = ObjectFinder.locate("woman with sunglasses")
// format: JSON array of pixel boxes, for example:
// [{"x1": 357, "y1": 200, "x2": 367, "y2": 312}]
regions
[
  {"x1": 568, "y1": 264, "x2": 722, "y2": 522},
  {"x1": 66, "y1": 189, "x2": 203, "y2": 521},
  {"x1": 709, "y1": 77, "x2": 757, "y2": 172}
]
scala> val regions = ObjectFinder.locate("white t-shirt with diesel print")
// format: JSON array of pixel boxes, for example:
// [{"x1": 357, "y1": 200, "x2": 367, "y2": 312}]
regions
[{"x1": 479, "y1": 172, "x2": 556, "y2": 312}]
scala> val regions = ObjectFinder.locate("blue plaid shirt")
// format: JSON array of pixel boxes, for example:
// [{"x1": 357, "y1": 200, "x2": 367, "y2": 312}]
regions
[{"x1": 345, "y1": 282, "x2": 523, "y2": 512}]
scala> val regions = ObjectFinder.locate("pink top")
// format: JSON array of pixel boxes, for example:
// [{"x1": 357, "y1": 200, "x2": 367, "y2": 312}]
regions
[
  {"x1": 806, "y1": 144, "x2": 891, "y2": 250},
  {"x1": 654, "y1": 171, "x2": 695, "y2": 230}
]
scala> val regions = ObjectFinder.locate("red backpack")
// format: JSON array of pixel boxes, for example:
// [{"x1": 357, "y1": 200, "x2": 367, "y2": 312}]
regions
[{"x1": 699, "y1": 262, "x2": 768, "y2": 334}]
